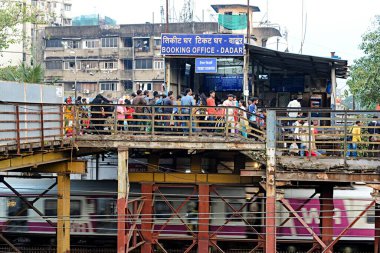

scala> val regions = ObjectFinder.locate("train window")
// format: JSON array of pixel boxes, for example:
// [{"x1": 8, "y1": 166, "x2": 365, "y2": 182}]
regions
[
  {"x1": 367, "y1": 206, "x2": 375, "y2": 224},
  {"x1": 7, "y1": 198, "x2": 28, "y2": 232},
  {"x1": 44, "y1": 199, "x2": 82, "y2": 217},
  {"x1": 70, "y1": 200, "x2": 81, "y2": 216},
  {"x1": 155, "y1": 200, "x2": 172, "y2": 219},
  {"x1": 45, "y1": 199, "x2": 57, "y2": 216},
  {"x1": 225, "y1": 202, "x2": 244, "y2": 222},
  {"x1": 96, "y1": 199, "x2": 117, "y2": 216},
  {"x1": 96, "y1": 199, "x2": 117, "y2": 234}
]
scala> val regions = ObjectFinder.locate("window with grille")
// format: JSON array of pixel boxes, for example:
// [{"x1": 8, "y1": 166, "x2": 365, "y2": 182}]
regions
[
  {"x1": 101, "y1": 37, "x2": 118, "y2": 48},
  {"x1": 154, "y1": 60, "x2": 164, "y2": 70},
  {"x1": 81, "y1": 61, "x2": 98, "y2": 70},
  {"x1": 46, "y1": 39, "x2": 62, "y2": 48},
  {"x1": 134, "y1": 38, "x2": 150, "y2": 52},
  {"x1": 46, "y1": 61, "x2": 63, "y2": 70},
  {"x1": 102, "y1": 61, "x2": 118, "y2": 70},
  {"x1": 64, "y1": 61, "x2": 79, "y2": 70},
  {"x1": 84, "y1": 40, "x2": 99, "y2": 48},
  {"x1": 64, "y1": 4, "x2": 71, "y2": 11},
  {"x1": 135, "y1": 59, "x2": 152, "y2": 69},
  {"x1": 65, "y1": 40, "x2": 80, "y2": 48},
  {"x1": 100, "y1": 83, "x2": 117, "y2": 91}
]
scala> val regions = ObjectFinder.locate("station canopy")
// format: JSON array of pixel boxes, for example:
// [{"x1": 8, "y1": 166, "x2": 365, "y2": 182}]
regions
[{"x1": 248, "y1": 45, "x2": 348, "y2": 79}]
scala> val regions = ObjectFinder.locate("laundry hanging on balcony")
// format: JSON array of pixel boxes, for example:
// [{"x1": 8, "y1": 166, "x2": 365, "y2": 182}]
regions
[{"x1": 218, "y1": 14, "x2": 247, "y2": 30}]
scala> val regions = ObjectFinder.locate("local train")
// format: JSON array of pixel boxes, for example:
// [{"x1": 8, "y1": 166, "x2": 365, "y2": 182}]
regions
[{"x1": 0, "y1": 178, "x2": 375, "y2": 250}]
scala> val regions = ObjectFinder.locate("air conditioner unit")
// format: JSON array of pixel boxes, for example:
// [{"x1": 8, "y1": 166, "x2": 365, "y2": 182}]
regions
[{"x1": 83, "y1": 89, "x2": 90, "y2": 94}]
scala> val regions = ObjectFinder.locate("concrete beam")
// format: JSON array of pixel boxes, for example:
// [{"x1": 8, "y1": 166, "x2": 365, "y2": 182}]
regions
[
  {"x1": 129, "y1": 172, "x2": 260, "y2": 184},
  {"x1": 0, "y1": 151, "x2": 72, "y2": 172},
  {"x1": 33, "y1": 161, "x2": 86, "y2": 174},
  {"x1": 241, "y1": 170, "x2": 380, "y2": 183},
  {"x1": 75, "y1": 135, "x2": 265, "y2": 151},
  {"x1": 278, "y1": 157, "x2": 380, "y2": 171}
]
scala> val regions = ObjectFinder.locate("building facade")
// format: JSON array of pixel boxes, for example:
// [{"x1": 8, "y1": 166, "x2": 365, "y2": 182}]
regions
[
  {"x1": 32, "y1": 0, "x2": 73, "y2": 26},
  {"x1": 43, "y1": 23, "x2": 219, "y2": 98},
  {"x1": 0, "y1": 0, "x2": 72, "y2": 67}
]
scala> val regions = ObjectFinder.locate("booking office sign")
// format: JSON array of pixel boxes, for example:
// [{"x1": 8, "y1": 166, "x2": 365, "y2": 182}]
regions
[{"x1": 161, "y1": 34, "x2": 245, "y2": 56}]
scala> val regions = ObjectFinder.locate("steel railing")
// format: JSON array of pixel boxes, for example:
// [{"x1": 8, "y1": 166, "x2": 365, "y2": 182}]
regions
[
  {"x1": 275, "y1": 109, "x2": 380, "y2": 160},
  {"x1": 0, "y1": 102, "x2": 64, "y2": 154},
  {"x1": 73, "y1": 104, "x2": 266, "y2": 142}
]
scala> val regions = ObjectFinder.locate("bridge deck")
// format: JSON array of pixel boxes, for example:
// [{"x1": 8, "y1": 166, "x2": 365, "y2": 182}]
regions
[{"x1": 0, "y1": 103, "x2": 379, "y2": 179}]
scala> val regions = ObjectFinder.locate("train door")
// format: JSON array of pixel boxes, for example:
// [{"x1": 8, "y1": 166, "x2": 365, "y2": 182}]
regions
[
  {"x1": 95, "y1": 198, "x2": 117, "y2": 234},
  {"x1": 6, "y1": 197, "x2": 28, "y2": 232}
]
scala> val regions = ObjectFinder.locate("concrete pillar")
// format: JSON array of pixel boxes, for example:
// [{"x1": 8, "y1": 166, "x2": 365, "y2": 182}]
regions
[
  {"x1": 141, "y1": 184, "x2": 154, "y2": 253},
  {"x1": 320, "y1": 184, "x2": 334, "y2": 253},
  {"x1": 265, "y1": 110, "x2": 277, "y2": 252},
  {"x1": 117, "y1": 148, "x2": 129, "y2": 253},
  {"x1": 57, "y1": 174, "x2": 70, "y2": 253},
  {"x1": 198, "y1": 184, "x2": 210, "y2": 253}
]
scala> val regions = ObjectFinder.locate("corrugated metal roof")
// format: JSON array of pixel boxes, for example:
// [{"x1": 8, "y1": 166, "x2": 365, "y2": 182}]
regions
[{"x1": 248, "y1": 45, "x2": 348, "y2": 79}]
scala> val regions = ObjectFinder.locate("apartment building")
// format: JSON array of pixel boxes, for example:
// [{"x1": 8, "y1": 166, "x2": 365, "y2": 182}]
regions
[
  {"x1": 0, "y1": 0, "x2": 72, "y2": 67},
  {"x1": 32, "y1": 0, "x2": 73, "y2": 26},
  {"x1": 43, "y1": 23, "x2": 219, "y2": 98}
]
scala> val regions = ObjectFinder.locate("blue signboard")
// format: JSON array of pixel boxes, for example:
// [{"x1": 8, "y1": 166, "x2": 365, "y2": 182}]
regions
[
  {"x1": 161, "y1": 34, "x2": 245, "y2": 56},
  {"x1": 195, "y1": 58, "x2": 217, "y2": 73}
]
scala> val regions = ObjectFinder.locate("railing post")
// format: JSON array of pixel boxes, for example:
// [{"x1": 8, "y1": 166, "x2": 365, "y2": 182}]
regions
[
  {"x1": 113, "y1": 105, "x2": 118, "y2": 135},
  {"x1": 15, "y1": 105, "x2": 21, "y2": 155},
  {"x1": 40, "y1": 104, "x2": 45, "y2": 151},
  {"x1": 343, "y1": 111, "x2": 348, "y2": 167},
  {"x1": 224, "y1": 107, "x2": 229, "y2": 139},
  {"x1": 59, "y1": 104, "x2": 64, "y2": 147},
  {"x1": 151, "y1": 108, "x2": 155, "y2": 136},
  {"x1": 308, "y1": 111, "x2": 312, "y2": 158},
  {"x1": 265, "y1": 110, "x2": 277, "y2": 253},
  {"x1": 189, "y1": 106, "x2": 193, "y2": 137}
]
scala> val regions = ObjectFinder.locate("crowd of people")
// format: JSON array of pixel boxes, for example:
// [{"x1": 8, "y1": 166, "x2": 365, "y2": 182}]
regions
[
  {"x1": 63, "y1": 90, "x2": 379, "y2": 157},
  {"x1": 63, "y1": 89, "x2": 265, "y2": 139}
]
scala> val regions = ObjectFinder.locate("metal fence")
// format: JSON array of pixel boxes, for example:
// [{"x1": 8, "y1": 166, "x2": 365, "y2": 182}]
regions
[
  {"x1": 0, "y1": 102, "x2": 64, "y2": 154},
  {"x1": 73, "y1": 104, "x2": 266, "y2": 142},
  {"x1": 275, "y1": 109, "x2": 380, "y2": 161}
]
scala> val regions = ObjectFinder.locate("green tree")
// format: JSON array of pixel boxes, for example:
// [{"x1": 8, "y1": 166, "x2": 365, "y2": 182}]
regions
[
  {"x1": 0, "y1": 0, "x2": 42, "y2": 52},
  {"x1": 0, "y1": 63, "x2": 44, "y2": 83},
  {"x1": 347, "y1": 17, "x2": 380, "y2": 109}
]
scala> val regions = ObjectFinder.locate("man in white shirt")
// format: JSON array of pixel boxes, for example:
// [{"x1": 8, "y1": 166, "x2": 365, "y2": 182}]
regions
[
  {"x1": 223, "y1": 94, "x2": 236, "y2": 133},
  {"x1": 287, "y1": 95, "x2": 302, "y2": 118}
]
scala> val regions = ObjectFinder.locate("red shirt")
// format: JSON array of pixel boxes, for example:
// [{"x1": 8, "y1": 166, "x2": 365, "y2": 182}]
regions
[
  {"x1": 125, "y1": 108, "x2": 135, "y2": 119},
  {"x1": 206, "y1": 97, "x2": 216, "y2": 115}
]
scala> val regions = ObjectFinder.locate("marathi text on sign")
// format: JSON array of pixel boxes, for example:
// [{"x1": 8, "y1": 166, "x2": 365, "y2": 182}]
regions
[{"x1": 161, "y1": 34, "x2": 245, "y2": 56}]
